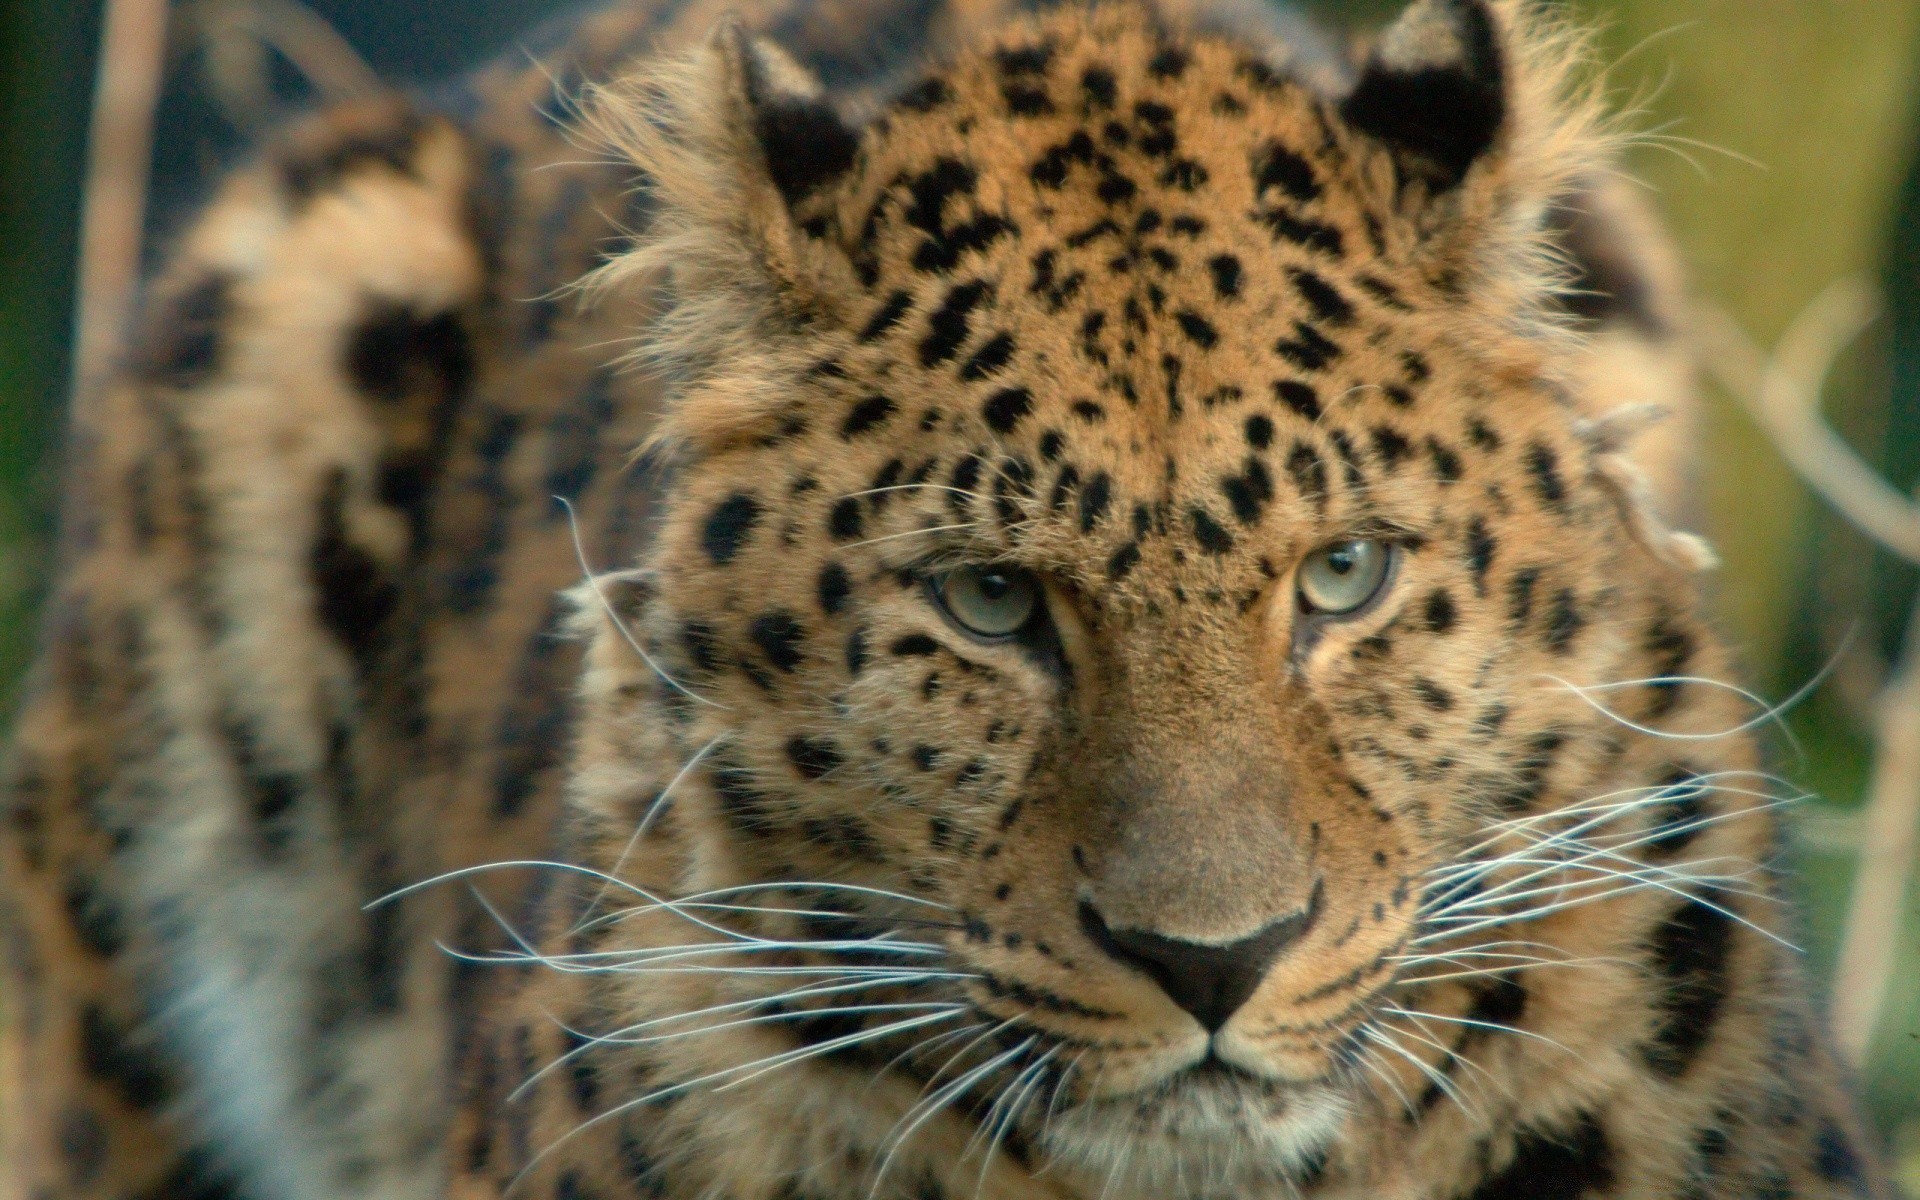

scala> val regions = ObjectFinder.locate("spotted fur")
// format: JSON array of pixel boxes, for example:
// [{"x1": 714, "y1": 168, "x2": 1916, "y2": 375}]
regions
[{"x1": 0, "y1": 2, "x2": 1883, "y2": 1200}]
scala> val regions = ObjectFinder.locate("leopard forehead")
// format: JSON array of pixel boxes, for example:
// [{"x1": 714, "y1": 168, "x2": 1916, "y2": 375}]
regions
[{"x1": 668, "y1": 6, "x2": 1574, "y2": 598}]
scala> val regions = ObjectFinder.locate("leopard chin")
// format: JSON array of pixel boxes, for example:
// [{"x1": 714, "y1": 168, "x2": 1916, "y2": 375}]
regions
[{"x1": 1035, "y1": 1061, "x2": 1350, "y2": 1198}]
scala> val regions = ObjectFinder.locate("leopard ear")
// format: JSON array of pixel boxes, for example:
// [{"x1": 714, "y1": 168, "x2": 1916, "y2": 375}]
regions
[
  {"x1": 716, "y1": 23, "x2": 861, "y2": 209},
  {"x1": 1340, "y1": 0, "x2": 1507, "y2": 192},
  {"x1": 584, "y1": 21, "x2": 866, "y2": 450}
]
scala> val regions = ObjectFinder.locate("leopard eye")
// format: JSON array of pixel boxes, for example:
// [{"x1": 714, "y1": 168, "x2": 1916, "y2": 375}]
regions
[
  {"x1": 1297, "y1": 540, "x2": 1392, "y2": 616},
  {"x1": 932, "y1": 566, "x2": 1041, "y2": 639}
]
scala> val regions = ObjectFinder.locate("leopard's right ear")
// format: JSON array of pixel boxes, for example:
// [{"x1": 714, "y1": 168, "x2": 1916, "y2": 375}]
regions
[{"x1": 583, "y1": 20, "x2": 867, "y2": 451}]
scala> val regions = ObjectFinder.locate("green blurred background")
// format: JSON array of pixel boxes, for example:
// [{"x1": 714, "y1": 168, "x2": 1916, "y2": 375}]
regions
[{"x1": 3, "y1": 0, "x2": 1918, "y2": 1186}]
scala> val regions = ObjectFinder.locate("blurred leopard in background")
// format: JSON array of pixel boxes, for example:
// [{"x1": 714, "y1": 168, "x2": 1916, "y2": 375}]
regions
[{"x1": 0, "y1": 1, "x2": 1887, "y2": 1199}]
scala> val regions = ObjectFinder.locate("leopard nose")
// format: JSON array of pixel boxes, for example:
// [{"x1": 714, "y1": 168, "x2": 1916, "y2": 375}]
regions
[{"x1": 1077, "y1": 882, "x2": 1323, "y2": 1032}]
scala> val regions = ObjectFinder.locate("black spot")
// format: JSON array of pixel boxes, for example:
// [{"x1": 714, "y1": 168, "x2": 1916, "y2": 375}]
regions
[
  {"x1": 1205, "y1": 254, "x2": 1244, "y2": 300},
  {"x1": 829, "y1": 497, "x2": 864, "y2": 541},
  {"x1": 896, "y1": 77, "x2": 953, "y2": 111},
  {"x1": 860, "y1": 291, "x2": 914, "y2": 341},
  {"x1": 1190, "y1": 506, "x2": 1234, "y2": 554},
  {"x1": 1004, "y1": 84, "x2": 1054, "y2": 116},
  {"x1": 1245, "y1": 414, "x2": 1275, "y2": 449},
  {"x1": 1175, "y1": 311, "x2": 1219, "y2": 349},
  {"x1": 817, "y1": 564, "x2": 851, "y2": 615},
  {"x1": 681, "y1": 621, "x2": 720, "y2": 674},
  {"x1": 1466, "y1": 517, "x2": 1496, "y2": 590},
  {"x1": 845, "y1": 628, "x2": 868, "y2": 675},
  {"x1": 1220, "y1": 458, "x2": 1274, "y2": 525},
  {"x1": 961, "y1": 333, "x2": 1017, "y2": 381},
  {"x1": 1252, "y1": 141, "x2": 1321, "y2": 203},
  {"x1": 280, "y1": 109, "x2": 423, "y2": 205},
  {"x1": 892, "y1": 634, "x2": 941, "y2": 657},
  {"x1": 80, "y1": 1004, "x2": 173, "y2": 1110},
  {"x1": 1464, "y1": 1112, "x2": 1615, "y2": 1200},
  {"x1": 751, "y1": 612, "x2": 805, "y2": 673},
  {"x1": 345, "y1": 302, "x2": 473, "y2": 407},
  {"x1": 1257, "y1": 209, "x2": 1343, "y2": 255},
  {"x1": 921, "y1": 280, "x2": 991, "y2": 366},
  {"x1": 1370, "y1": 425, "x2": 1412, "y2": 467},
  {"x1": 1424, "y1": 590, "x2": 1457, "y2": 633},
  {"x1": 1544, "y1": 589, "x2": 1583, "y2": 654},
  {"x1": 901, "y1": 160, "x2": 1012, "y2": 274},
  {"x1": 1341, "y1": 0, "x2": 1506, "y2": 191},
  {"x1": 1079, "y1": 473, "x2": 1113, "y2": 532},
  {"x1": 64, "y1": 871, "x2": 126, "y2": 956},
  {"x1": 1107, "y1": 542, "x2": 1142, "y2": 580},
  {"x1": 710, "y1": 759, "x2": 778, "y2": 837},
  {"x1": 138, "y1": 274, "x2": 234, "y2": 387},
  {"x1": 1413, "y1": 678, "x2": 1453, "y2": 711},
  {"x1": 786, "y1": 736, "x2": 844, "y2": 780},
  {"x1": 1466, "y1": 972, "x2": 1528, "y2": 1028},
  {"x1": 842, "y1": 395, "x2": 897, "y2": 439},
  {"x1": 1148, "y1": 45, "x2": 1189, "y2": 78},
  {"x1": 1287, "y1": 269, "x2": 1353, "y2": 326},
  {"x1": 1274, "y1": 322, "x2": 1341, "y2": 371},
  {"x1": 1644, "y1": 613, "x2": 1696, "y2": 718},
  {"x1": 1427, "y1": 436, "x2": 1464, "y2": 483},
  {"x1": 1814, "y1": 1121, "x2": 1868, "y2": 1186},
  {"x1": 1643, "y1": 890, "x2": 1736, "y2": 1077},
  {"x1": 311, "y1": 469, "x2": 397, "y2": 670},
  {"x1": 995, "y1": 42, "x2": 1053, "y2": 76},
  {"x1": 753, "y1": 97, "x2": 859, "y2": 204},
  {"x1": 1526, "y1": 441, "x2": 1567, "y2": 509},
  {"x1": 1081, "y1": 66, "x2": 1117, "y2": 109},
  {"x1": 1273, "y1": 380, "x2": 1321, "y2": 420},
  {"x1": 1286, "y1": 443, "x2": 1328, "y2": 507},
  {"x1": 1643, "y1": 766, "x2": 1710, "y2": 859},
  {"x1": 982, "y1": 388, "x2": 1034, "y2": 434},
  {"x1": 703, "y1": 493, "x2": 762, "y2": 565}
]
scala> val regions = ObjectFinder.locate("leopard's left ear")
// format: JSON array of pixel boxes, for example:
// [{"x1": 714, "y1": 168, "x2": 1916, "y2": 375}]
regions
[
  {"x1": 1340, "y1": 0, "x2": 1605, "y2": 253},
  {"x1": 584, "y1": 21, "x2": 866, "y2": 449},
  {"x1": 1340, "y1": 0, "x2": 1507, "y2": 193}
]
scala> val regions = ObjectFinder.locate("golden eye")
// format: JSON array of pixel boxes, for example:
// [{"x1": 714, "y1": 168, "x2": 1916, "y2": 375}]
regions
[
  {"x1": 1297, "y1": 540, "x2": 1392, "y2": 616},
  {"x1": 933, "y1": 567, "x2": 1040, "y2": 638}
]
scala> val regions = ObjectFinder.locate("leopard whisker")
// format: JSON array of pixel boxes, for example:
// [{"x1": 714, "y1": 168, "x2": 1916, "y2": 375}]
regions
[
  {"x1": 577, "y1": 733, "x2": 725, "y2": 931},
  {"x1": 1359, "y1": 1023, "x2": 1479, "y2": 1121},
  {"x1": 873, "y1": 1035, "x2": 1039, "y2": 1195},
  {"x1": 517, "y1": 971, "x2": 958, "y2": 1090},
  {"x1": 511, "y1": 1008, "x2": 966, "y2": 1195},
  {"x1": 1378, "y1": 1004, "x2": 1572, "y2": 1054},
  {"x1": 559, "y1": 495, "x2": 726, "y2": 710}
]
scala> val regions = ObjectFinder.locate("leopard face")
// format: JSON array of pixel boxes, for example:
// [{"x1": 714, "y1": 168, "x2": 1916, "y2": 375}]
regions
[{"x1": 561, "y1": 1, "x2": 1761, "y2": 1192}]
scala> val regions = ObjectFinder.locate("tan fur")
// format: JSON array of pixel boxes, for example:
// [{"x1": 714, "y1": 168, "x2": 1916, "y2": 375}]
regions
[{"x1": 0, "y1": 3, "x2": 1884, "y2": 1200}]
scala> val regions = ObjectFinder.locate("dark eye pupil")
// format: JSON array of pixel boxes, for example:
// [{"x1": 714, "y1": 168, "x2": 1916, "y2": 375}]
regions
[
  {"x1": 977, "y1": 573, "x2": 1013, "y2": 600},
  {"x1": 1326, "y1": 546, "x2": 1357, "y2": 575}
]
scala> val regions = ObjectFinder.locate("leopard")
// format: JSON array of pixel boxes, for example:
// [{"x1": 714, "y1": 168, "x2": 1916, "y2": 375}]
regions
[{"x1": 0, "y1": 1, "x2": 1890, "y2": 1199}]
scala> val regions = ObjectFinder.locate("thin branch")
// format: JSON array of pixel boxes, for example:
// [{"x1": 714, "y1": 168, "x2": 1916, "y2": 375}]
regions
[
  {"x1": 1830, "y1": 591, "x2": 1920, "y2": 1066},
  {"x1": 71, "y1": 0, "x2": 172, "y2": 410},
  {"x1": 1697, "y1": 278, "x2": 1920, "y2": 564},
  {"x1": 1698, "y1": 280, "x2": 1920, "y2": 1066},
  {"x1": 184, "y1": 0, "x2": 376, "y2": 129}
]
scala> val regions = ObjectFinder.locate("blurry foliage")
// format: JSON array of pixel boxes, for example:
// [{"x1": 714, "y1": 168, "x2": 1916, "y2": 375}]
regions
[{"x1": 1, "y1": 0, "x2": 1918, "y2": 1174}]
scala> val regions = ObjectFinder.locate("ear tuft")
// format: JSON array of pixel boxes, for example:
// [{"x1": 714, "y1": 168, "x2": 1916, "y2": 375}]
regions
[
  {"x1": 1341, "y1": 0, "x2": 1505, "y2": 190},
  {"x1": 716, "y1": 23, "x2": 860, "y2": 206}
]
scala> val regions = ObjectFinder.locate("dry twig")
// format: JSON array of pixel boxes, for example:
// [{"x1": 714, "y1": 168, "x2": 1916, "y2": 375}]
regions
[
  {"x1": 1699, "y1": 279, "x2": 1920, "y2": 1067},
  {"x1": 71, "y1": 0, "x2": 172, "y2": 407}
]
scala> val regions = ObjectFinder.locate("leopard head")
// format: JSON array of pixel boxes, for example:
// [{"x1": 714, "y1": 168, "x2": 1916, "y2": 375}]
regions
[{"x1": 560, "y1": 2, "x2": 1737, "y2": 1193}]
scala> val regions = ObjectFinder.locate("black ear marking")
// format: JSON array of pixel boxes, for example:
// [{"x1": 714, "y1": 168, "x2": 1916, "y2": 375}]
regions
[
  {"x1": 1340, "y1": 0, "x2": 1505, "y2": 191},
  {"x1": 721, "y1": 24, "x2": 860, "y2": 207}
]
